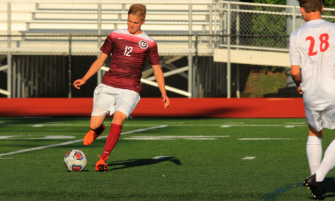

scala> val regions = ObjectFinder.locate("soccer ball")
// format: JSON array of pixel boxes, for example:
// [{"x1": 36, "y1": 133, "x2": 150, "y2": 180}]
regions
[{"x1": 64, "y1": 149, "x2": 87, "y2": 172}]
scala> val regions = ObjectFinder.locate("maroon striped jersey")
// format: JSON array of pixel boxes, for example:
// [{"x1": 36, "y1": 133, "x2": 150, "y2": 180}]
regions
[{"x1": 100, "y1": 29, "x2": 160, "y2": 94}]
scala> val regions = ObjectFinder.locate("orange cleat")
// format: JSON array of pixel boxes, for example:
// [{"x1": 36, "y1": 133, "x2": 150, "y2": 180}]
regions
[
  {"x1": 83, "y1": 124, "x2": 106, "y2": 146},
  {"x1": 95, "y1": 155, "x2": 108, "y2": 172}
]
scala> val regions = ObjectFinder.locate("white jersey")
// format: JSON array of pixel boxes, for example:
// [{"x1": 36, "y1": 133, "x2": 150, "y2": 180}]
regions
[{"x1": 290, "y1": 19, "x2": 335, "y2": 110}]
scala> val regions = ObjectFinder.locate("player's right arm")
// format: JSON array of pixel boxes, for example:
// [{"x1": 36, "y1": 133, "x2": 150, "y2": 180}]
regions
[
  {"x1": 152, "y1": 64, "x2": 170, "y2": 108},
  {"x1": 289, "y1": 32, "x2": 302, "y2": 94},
  {"x1": 73, "y1": 53, "x2": 109, "y2": 89},
  {"x1": 291, "y1": 65, "x2": 302, "y2": 94}
]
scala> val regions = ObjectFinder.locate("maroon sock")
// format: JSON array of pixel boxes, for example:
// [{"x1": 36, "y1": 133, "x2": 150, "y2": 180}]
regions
[{"x1": 101, "y1": 124, "x2": 122, "y2": 160}]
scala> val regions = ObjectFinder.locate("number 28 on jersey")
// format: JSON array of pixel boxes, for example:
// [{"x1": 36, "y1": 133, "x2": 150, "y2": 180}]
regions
[{"x1": 306, "y1": 33, "x2": 329, "y2": 56}]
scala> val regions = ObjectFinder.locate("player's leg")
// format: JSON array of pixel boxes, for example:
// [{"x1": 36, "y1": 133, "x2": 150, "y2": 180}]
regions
[
  {"x1": 96, "y1": 89, "x2": 140, "y2": 171},
  {"x1": 101, "y1": 111, "x2": 126, "y2": 159},
  {"x1": 101, "y1": 90, "x2": 140, "y2": 160},
  {"x1": 305, "y1": 107, "x2": 324, "y2": 175},
  {"x1": 315, "y1": 136, "x2": 335, "y2": 182},
  {"x1": 304, "y1": 126, "x2": 325, "y2": 200},
  {"x1": 111, "y1": 111, "x2": 128, "y2": 125},
  {"x1": 83, "y1": 115, "x2": 107, "y2": 146},
  {"x1": 314, "y1": 108, "x2": 335, "y2": 182},
  {"x1": 90, "y1": 115, "x2": 106, "y2": 130},
  {"x1": 304, "y1": 129, "x2": 335, "y2": 200},
  {"x1": 96, "y1": 111, "x2": 126, "y2": 171},
  {"x1": 305, "y1": 108, "x2": 335, "y2": 200},
  {"x1": 306, "y1": 124, "x2": 323, "y2": 175},
  {"x1": 84, "y1": 84, "x2": 115, "y2": 146}
]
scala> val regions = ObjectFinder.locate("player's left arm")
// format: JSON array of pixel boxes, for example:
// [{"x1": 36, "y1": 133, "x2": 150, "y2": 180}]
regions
[
  {"x1": 291, "y1": 65, "x2": 302, "y2": 94},
  {"x1": 152, "y1": 64, "x2": 170, "y2": 108}
]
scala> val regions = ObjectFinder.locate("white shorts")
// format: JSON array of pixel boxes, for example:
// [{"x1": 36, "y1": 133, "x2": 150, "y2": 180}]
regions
[
  {"x1": 305, "y1": 107, "x2": 335, "y2": 131},
  {"x1": 91, "y1": 83, "x2": 140, "y2": 117}
]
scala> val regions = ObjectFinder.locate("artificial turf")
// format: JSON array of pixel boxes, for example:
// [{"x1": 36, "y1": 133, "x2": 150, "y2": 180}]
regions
[{"x1": 1, "y1": 117, "x2": 335, "y2": 200}]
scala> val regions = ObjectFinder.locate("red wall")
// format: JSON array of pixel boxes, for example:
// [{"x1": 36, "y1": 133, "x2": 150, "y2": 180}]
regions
[{"x1": 0, "y1": 98, "x2": 305, "y2": 118}]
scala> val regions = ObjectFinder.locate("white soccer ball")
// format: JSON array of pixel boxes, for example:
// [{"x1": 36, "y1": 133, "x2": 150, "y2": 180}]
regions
[{"x1": 64, "y1": 149, "x2": 87, "y2": 172}]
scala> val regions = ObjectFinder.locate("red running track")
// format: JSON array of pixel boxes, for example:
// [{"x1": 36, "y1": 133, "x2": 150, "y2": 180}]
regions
[{"x1": 0, "y1": 98, "x2": 305, "y2": 118}]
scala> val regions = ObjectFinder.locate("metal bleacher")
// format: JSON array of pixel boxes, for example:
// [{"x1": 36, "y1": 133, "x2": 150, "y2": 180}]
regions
[
  {"x1": 24, "y1": 6, "x2": 211, "y2": 34},
  {"x1": 16, "y1": 2, "x2": 217, "y2": 56},
  {"x1": 1, "y1": 1, "x2": 217, "y2": 98}
]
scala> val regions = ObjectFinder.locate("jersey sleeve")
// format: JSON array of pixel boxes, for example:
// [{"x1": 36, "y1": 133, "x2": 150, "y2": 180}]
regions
[
  {"x1": 148, "y1": 41, "x2": 160, "y2": 65},
  {"x1": 289, "y1": 33, "x2": 301, "y2": 66},
  {"x1": 100, "y1": 34, "x2": 113, "y2": 56}
]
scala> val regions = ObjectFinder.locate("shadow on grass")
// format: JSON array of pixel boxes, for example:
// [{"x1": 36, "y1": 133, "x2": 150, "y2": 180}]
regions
[
  {"x1": 107, "y1": 156, "x2": 182, "y2": 170},
  {"x1": 262, "y1": 177, "x2": 335, "y2": 201},
  {"x1": 324, "y1": 177, "x2": 335, "y2": 199}
]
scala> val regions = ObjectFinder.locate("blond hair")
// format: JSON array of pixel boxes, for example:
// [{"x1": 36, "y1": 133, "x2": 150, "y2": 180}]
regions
[{"x1": 128, "y1": 4, "x2": 146, "y2": 20}]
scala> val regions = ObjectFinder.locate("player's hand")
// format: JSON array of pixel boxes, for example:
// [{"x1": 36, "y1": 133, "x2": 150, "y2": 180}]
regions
[
  {"x1": 73, "y1": 79, "x2": 86, "y2": 89},
  {"x1": 297, "y1": 85, "x2": 302, "y2": 94},
  {"x1": 162, "y1": 94, "x2": 170, "y2": 109}
]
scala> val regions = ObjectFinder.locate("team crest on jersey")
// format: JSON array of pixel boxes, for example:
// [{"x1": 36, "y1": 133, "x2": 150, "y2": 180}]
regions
[{"x1": 139, "y1": 40, "x2": 148, "y2": 50}]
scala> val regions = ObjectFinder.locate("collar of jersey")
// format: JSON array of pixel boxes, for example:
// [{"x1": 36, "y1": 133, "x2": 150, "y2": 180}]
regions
[{"x1": 306, "y1": 19, "x2": 324, "y2": 24}]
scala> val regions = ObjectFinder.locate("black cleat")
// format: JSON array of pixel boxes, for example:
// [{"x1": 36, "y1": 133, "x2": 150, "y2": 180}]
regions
[{"x1": 304, "y1": 174, "x2": 325, "y2": 200}]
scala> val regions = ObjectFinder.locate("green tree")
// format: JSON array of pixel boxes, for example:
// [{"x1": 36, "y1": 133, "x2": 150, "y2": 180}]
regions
[
  {"x1": 252, "y1": 0, "x2": 285, "y2": 4},
  {"x1": 241, "y1": 0, "x2": 285, "y2": 4},
  {"x1": 244, "y1": 0, "x2": 335, "y2": 7},
  {"x1": 324, "y1": 0, "x2": 335, "y2": 8}
]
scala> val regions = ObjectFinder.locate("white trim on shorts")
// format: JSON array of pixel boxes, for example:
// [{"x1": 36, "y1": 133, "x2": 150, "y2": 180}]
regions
[
  {"x1": 305, "y1": 107, "x2": 335, "y2": 131},
  {"x1": 91, "y1": 83, "x2": 140, "y2": 117}
]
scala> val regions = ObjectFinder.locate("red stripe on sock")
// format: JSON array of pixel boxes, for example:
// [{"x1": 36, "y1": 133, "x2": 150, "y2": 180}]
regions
[{"x1": 101, "y1": 124, "x2": 123, "y2": 160}]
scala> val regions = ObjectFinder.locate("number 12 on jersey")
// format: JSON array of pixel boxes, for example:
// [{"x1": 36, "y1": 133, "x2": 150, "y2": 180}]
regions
[
  {"x1": 306, "y1": 33, "x2": 329, "y2": 56},
  {"x1": 124, "y1": 46, "x2": 133, "y2": 57}
]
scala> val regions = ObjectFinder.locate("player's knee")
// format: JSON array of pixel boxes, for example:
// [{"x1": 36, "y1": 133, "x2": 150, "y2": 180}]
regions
[
  {"x1": 112, "y1": 118, "x2": 124, "y2": 125},
  {"x1": 308, "y1": 124, "x2": 323, "y2": 138}
]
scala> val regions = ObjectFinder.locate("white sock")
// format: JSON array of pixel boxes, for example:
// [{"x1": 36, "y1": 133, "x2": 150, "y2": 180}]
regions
[
  {"x1": 316, "y1": 139, "x2": 335, "y2": 182},
  {"x1": 306, "y1": 136, "x2": 323, "y2": 175}
]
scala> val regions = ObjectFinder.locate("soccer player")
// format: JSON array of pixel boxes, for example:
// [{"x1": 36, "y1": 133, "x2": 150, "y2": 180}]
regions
[
  {"x1": 73, "y1": 4, "x2": 170, "y2": 172},
  {"x1": 289, "y1": 0, "x2": 335, "y2": 199}
]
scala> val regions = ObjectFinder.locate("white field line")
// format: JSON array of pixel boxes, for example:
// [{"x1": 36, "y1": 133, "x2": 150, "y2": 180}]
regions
[
  {"x1": 32, "y1": 124, "x2": 44, "y2": 127},
  {"x1": 0, "y1": 140, "x2": 82, "y2": 157},
  {"x1": 242, "y1": 156, "x2": 256, "y2": 160},
  {"x1": 0, "y1": 125, "x2": 168, "y2": 157},
  {"x1": 0, "y1": 135, "x2": 76, "y2": 140},
  {"x1": 239, "y1": 138, "x2": 292, "y2": 140},
  {"x1": 221, "y1": 124, "x2": 305, "y2": 128},
  {"x1": 153, "y1": 156, "x2": 170, "y2": 159},
  {"x1": 123, "y1": 135, "x2": 230, "y2": 140}
]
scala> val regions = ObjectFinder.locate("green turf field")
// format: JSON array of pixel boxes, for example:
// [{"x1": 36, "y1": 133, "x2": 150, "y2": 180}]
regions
[{"x1": 1, "y1": 117, "x2": 335, "y2": 200}]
